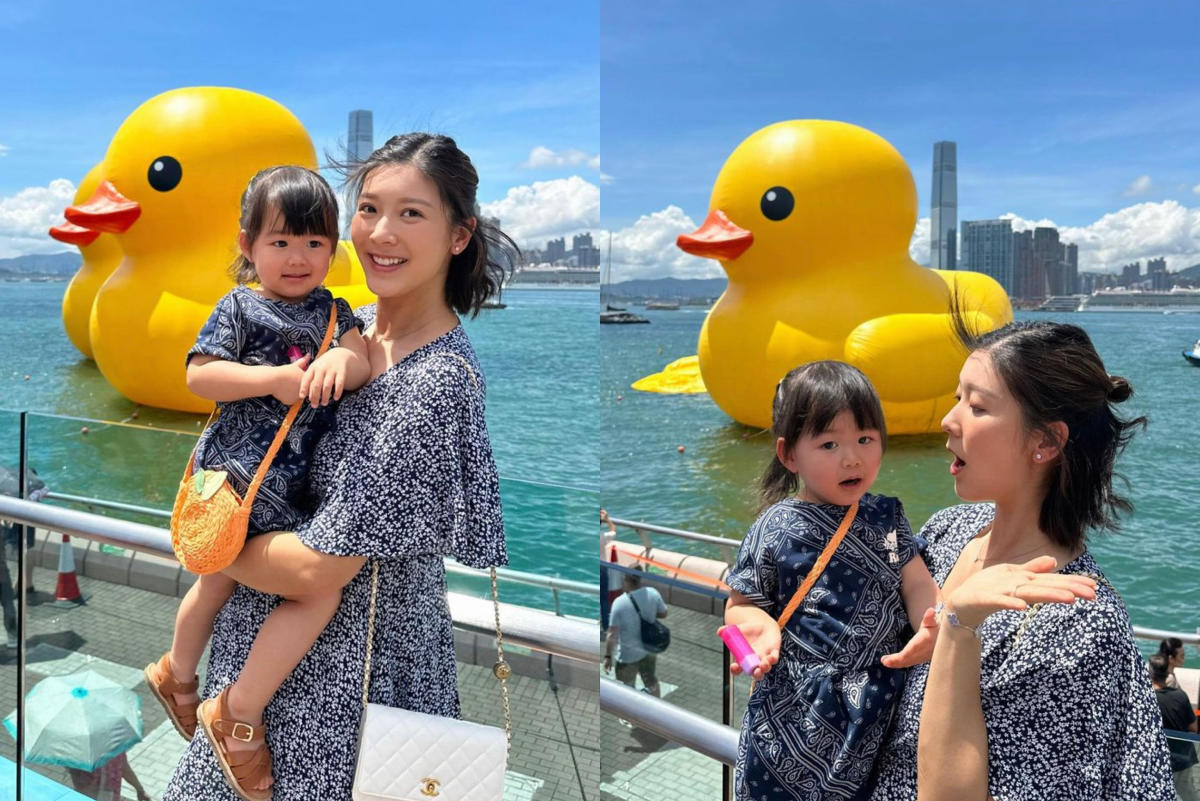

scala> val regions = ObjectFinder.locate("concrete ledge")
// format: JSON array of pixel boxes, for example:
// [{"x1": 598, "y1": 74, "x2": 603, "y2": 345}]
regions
[
  {"x1": 80, "y1": 541, "x2": 134, "y2": 585},
  {"x1": 128, "y1": 551, "x2": 182, "y2": 596}
]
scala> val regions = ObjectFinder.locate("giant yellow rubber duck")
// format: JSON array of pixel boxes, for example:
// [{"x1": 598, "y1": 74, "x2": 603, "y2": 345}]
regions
[
  {"x1": 51, "y1": 163, "x2": 123, "y2": 360},
  {"x1": 57, "y1": 87, "x2": 373, "y2": 412},
  {"x1": 635, "y1": 120, "x2": 1012, "y2": 435}
]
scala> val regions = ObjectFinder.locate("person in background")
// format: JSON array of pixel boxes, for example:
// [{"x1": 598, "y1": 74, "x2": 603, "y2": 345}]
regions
[
  {"x1": 1160, "y1": 637, "x2": 1188, "y2": 690},
  {"x1": 604, "y1": 566, "x2": 667, "y2": 696},
  {"x1": 1150, "y1": 653, "x2": 1199, "y2": 801},
  {"x1": 68, "y1": 751, "x2": 152, "y2": 801}
]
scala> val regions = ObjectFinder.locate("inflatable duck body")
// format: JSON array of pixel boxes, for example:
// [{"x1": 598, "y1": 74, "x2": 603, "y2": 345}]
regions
[
  {"x1": 638, "y1": 120, "x2": 1012, "y2": 434},
  {"x1": 59, "y1": 87, "x2": 373, "y2": 413},
  {"x1": 52, "y1": 163, "x2": 123, "y2": 360}
]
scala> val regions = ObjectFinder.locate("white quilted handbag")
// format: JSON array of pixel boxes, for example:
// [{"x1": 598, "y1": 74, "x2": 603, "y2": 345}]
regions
[{"x1": 352, "y1": 561, "x2": 512, "y2": 801}]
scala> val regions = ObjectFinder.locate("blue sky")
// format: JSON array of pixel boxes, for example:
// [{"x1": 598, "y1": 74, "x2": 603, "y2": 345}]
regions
[
  {"x1": 602, "y1": 0, "x2": 1200, "y2": 277},
  {"x1": 0, "y1": 0, "x2": 599, "y2": 257}
]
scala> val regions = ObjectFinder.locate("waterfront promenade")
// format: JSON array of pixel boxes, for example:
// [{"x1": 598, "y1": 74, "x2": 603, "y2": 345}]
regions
[{"x1": 1, "y1": 560, "x2": 599, "y2": 801}]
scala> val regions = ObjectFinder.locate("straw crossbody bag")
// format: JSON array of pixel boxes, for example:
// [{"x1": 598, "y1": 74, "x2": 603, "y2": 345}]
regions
[
  {"x1": 170, "y1": 305, "x2": 338, "y2": 575},
  {"x1": 352, "y1": 352, "x2": 511, "y2": 801}
]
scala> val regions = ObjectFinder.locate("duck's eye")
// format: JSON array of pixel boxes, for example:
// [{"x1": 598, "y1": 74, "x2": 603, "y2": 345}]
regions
[
  {"x1": 760, "y1": 186, "x2": 794, "y2": 221},
  {"x1": 147, "y1": 156, "x2": 182, "y2": 192}
]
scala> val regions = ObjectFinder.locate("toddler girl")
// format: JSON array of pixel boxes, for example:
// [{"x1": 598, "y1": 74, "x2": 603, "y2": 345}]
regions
[
  {"x1": 145, "y1": 165, "x2": 369, "y2": 801},
  {"x1": 723, "y1": 360, "x2": 938, "y2": 801}
]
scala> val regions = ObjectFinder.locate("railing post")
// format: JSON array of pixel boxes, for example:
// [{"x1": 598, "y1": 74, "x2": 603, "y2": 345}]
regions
[
  {"x1": 722, "y1": 644, "x2": 734, "y2": 801},
  {"x1": 16, "y1": 412, "x2": 26, "y2": 800},
  {"x1": 600, "y1": 528, "x2": 615, "y2": 630}
]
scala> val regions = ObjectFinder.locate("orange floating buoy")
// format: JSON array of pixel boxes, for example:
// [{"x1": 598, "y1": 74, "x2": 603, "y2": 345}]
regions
[
  {"x1": 24, "y1": 375, "x2": 30, "y2": 381},
  {"x1": 616, "y1": 394, "x2": 624, "y2": 402},
  {"x1": 80, "y1": 426, "x2": 89, "y2": 434},
  {"x1": 130, "y1": 409, "x2": 140, "y2": 419},
  {"x1": 677, "y1": 445, "x2": 685, "y2": 453}
]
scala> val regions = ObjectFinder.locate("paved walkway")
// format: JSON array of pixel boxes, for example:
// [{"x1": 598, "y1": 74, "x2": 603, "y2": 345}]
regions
[
  {"x1": 1, "y1": 560, "x2": 598, "y2": 801},
  {"x1": 599, "y1": 603, "x2": 748, "y2": 801}
]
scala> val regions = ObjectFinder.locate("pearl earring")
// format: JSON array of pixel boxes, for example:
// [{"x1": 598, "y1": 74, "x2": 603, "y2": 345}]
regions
[{"x1": 1034, "y1": 453, "x2": 1043, "y2": 461}]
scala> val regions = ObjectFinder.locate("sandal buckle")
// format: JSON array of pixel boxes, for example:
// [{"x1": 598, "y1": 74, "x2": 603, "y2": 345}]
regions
[{"x1": 230, "y1": 722, "x2": 255, "y2": 742}]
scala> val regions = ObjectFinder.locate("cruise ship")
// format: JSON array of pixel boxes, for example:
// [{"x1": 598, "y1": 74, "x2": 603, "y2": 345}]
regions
[
  {"x1": 508, "y1": 263, "x2": 600, "y2": 287},
  {"x1": 1079, "y1": 287, "x2": 1200, "y2": 312}
]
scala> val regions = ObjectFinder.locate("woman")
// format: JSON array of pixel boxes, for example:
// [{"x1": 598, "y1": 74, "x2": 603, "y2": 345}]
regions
[
  {"x1": 870, "y1": 321, "x2": 1173, "y2": 801},
  {"x1": 1158, "y1": 637, "x2": 1186, "y2": 689},
  {"x1": 163, "y1": 133, "x2": 518, "y2": 801}
]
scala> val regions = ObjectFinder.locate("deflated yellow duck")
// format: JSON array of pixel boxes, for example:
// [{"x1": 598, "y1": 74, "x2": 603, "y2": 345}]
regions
[
  {"x1": 57, "y1": 86, "x2": 372, "y2": 412},
  {"x1": 51, "y1": 163, "x2": 123, "y2": 360},
  {"x1": 635, "y1": 120, "x2": 1012, "y2": 434}
]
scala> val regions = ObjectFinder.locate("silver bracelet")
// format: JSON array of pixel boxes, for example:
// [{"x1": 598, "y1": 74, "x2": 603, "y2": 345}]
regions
[{"x1": 934, "y1": 601, "x2": 979, "y2": 638}]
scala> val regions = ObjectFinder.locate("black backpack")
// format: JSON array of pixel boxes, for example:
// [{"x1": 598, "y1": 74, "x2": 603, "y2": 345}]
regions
[{"x1": 629, "y1": 592, "x2": 670, "y2": 654}]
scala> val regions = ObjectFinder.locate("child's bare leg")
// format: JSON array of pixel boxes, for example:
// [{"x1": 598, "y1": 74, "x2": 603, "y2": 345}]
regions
[
  {"x1": 222, "y1": 587, "x2": 342, "y2": 790},
  {"x1": 164, "y1": 573, "x2": 237, "y2": 705}
]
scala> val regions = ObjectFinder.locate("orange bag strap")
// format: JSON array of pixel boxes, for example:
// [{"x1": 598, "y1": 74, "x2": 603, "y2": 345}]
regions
[
  {"x1": 242, "y1": 304, "x2": 339, "y2": 506},
  {"x1": 775, "y1": 501, "x2": 858, "y2": 630},
  {"x1": 184, "y1": 304, "x2": 339, "y2": 503}
]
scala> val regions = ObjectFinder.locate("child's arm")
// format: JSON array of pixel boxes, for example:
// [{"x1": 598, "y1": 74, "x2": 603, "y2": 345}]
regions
[
  {"x1": 300, "y1": 328, "x2": 371, "y2": 407},
  {"x1": 881, "y1": 557, "x2": 941, "y2": 668},
  {"x1": 723, "y1": 590, "x2": 781, "y2": 680},
  {"x1": 187, "y1": 354, "x2": 310, "y2": 405}
]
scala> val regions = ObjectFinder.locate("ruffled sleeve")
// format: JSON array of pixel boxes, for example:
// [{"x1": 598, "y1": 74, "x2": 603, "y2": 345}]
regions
[
  {"x1": 726, "y1": 506, "x2": 780, "y2": 611},
  {"x1": 980, "y1": 593, "x2": 1174, "y2": 801},
  {"x1": 295, "y1": 348, "x2": 507, "y2": 568},
  {"x1": 187, "y1": 290, "x2": 244, "y2": 365}
]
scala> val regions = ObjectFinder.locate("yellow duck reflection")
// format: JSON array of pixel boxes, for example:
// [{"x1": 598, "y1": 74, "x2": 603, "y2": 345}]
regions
[{"x1": 635, "y1": 120, "x2": 1012, "y2": 435}]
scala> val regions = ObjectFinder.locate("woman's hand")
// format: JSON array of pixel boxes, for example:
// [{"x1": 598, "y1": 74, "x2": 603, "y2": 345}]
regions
[
  {"x1": 302, "y1": 349, "x2": 353, "y2": 407},
  {"x1": 944, "y1": 555, "x2": 1097, "y2": 630},
  {"x1": 881, "y1": 606, "x2": 939, "y2": 668},
  {"x1": 720, "y1": 622, "x2": 780, "y2": 680}
]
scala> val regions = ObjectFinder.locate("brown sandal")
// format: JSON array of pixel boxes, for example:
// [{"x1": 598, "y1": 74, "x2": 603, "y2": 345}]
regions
[
  {"x1": 144, "y1": 653, "x2": 199, "y2": 739},
  {"x1": 198, "y1": 686, "x2": 273, "y2": 801}
]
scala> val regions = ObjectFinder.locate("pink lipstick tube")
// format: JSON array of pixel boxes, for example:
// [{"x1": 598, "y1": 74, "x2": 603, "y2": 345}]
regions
[
  {"x1": 719, "y1": 625, "x2": 760, "y2": 674},
  {"x1": 286, "y1": 345, "x2": 306, "y2": 363}
]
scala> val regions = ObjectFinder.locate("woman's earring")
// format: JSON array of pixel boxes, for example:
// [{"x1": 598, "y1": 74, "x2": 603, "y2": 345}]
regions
[{"x1": 1034, "y1": 453, "x2": 1043, "y2": 462}]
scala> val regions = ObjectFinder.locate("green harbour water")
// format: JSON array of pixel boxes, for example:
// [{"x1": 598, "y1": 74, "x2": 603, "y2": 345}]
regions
[
  {"x1": 1, "y1": 281, "x2": 597, "y2": 616},
  {"x1": 602, "y1": 304, "x2": 1200, "y2": 641}
]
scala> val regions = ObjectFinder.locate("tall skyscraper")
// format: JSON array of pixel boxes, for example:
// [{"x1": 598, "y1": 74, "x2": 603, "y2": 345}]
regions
[
  {"x1": 961, "y1": 219, "x2": 1014, "y2": 295},
  {"x1": 1065, "y1": 243, "x2": 1079, "y2": 294},
  {"x1": 931, "y1": 141, "x2": 957, "y2": 269},
  {"x1": 1031, "y1": 227, "x2": 1060, "y2": 299},
  {"x1": 349, "y1": 110, "x2": 374, "y2": 163},
  {"x1": 1012, "y1": 230, "x2": 1034, "y2": 299}
]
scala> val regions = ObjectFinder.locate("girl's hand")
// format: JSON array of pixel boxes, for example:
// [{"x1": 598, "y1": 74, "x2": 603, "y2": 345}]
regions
[
  {"x1": 721, "y1": 621, "x2": 780, "y2": 680},
  {"x1": 271, "y1": 355, "x2": 310, "y2": 404},
  {"x1": 301, "y1": 350, "x2": 350, "y2": 407},
  {"x1": 881, "y1": 606, "x2": 939, "y2": 668},
  {"x1": 944, "y1": 555, "x2": 1097, "y2": 630}
]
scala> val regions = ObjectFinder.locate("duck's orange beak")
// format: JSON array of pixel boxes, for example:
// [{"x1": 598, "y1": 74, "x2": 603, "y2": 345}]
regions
[
  {"x1": 64, "y1": 181, "x2": 141, "y2": 234},
  {"x1": 677, "y1": 209, "x2": 753, "y2": 261},
  {"x1": 48, "y1": 221, "x2": 101, "y2": 247}
]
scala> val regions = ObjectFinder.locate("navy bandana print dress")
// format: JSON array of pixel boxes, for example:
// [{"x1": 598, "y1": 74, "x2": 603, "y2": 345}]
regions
[
  {"x1": 727, "y1": 493, "x2": 916, "y2": 801},
  {"x1": 164, "y1": 311, "x2": 506, "y2": 801},
  {"x1": 187, "y1": 285, "x2": 361, "y2": 534}
]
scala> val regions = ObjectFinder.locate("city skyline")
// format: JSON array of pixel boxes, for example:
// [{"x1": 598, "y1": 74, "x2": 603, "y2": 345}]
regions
[{"x1": 602, "y1": 1, "x2": 1200, "y2": 281}]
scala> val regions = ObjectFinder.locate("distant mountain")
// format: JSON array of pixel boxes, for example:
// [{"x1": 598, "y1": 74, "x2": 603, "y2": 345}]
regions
[
  {"x1": 0, "y1": 252, "x2": 81, "y2": 277},
  {"x1": 608, "y1": 276, "x2": 727, "y2": 300},
  {"x1": 1177, "y1": 264, "x2": 1200, "y2": 280}
]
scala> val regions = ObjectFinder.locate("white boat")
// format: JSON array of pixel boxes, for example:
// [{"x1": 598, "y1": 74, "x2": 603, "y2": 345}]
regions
[{"x1": 1080, "y1": 287, "x2": 1200, "y2": 312}]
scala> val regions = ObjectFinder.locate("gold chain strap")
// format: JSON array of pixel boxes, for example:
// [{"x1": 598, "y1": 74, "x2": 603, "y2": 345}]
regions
[{"x1": 360, "y1": 560, "x2": 513, "y2": 742}]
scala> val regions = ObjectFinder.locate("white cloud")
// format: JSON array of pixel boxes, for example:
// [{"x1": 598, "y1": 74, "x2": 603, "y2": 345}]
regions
[
  {"x1": 481, "y1": 176, "x2": 599, "y2": 248},
  {"x1": 598, "y1": 172, "x2": 614, "y2": 185},
  {"x1": 0, "y1": 179, "x2": 77, "y2": 258},
  {"x1": 1192, "y1": 183, "x2": 1200, "y2": 196},
  {"x1": 1123, "y1": 174, "x2": 1152, "y2": 197},
  {"x1": 997, "y1": 201, "x2": 1200, "y2": 273},
  {"x1": 909, "y1": 216, "x2": 930, "y2": 266},
  {"x1": 521, "y1": 146, "x2": 601, "y2": 172},
  {"x1": 0, "y1": 144, "x2": 9, "y2": 157},
  {"x1": 607, "y1": 205, "x2": 720, "y2": 281}
]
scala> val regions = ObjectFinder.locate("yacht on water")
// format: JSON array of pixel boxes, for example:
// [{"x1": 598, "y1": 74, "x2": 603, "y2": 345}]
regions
[{"x1": 600, "y1": 232, "x2": 648, "y2": 324}]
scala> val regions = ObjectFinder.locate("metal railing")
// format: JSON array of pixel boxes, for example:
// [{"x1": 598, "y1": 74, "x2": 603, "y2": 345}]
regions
[
  {"x1": 41, "y1": 491, "x2": 598, "y2": 616},
  {"x1": 607, "y1": 515, "x2": 1200, "y2": 645},
  {"x1": 0, "y1": 496, "x2": 600, "y2": 663}
]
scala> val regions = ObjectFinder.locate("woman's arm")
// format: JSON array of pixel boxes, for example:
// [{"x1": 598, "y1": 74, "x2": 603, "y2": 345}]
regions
[
  {"x1": 187, "y1": 354, "x2": 307, "y2": 405},
  {"x1": 222, "y1": 530, "x2": 365, "y2": 596},
  {"x1": 723, "y1": 590, "x2": 780, "y2": 680},
  {"x1": 917, "y1": 557, "x2": 1097, "y2": 801},
  {"x1": 300, "y1": 328, "x2": 371, "y2": 406}
]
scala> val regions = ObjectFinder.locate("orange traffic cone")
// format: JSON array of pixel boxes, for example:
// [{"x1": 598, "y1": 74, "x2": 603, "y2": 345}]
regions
[{"x1": 53, "y1": 534, "x2": 84, "y2": 606}]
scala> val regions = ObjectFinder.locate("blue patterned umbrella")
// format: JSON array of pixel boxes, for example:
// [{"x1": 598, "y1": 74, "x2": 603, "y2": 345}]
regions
[{"x1": 3, "y1": 668, "x2": 143, "y2": 770}]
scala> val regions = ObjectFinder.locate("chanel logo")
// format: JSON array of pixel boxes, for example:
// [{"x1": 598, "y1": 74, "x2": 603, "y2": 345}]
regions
[{"x1": 420, "y1": 779, "x2": 441, "y2": 797}]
